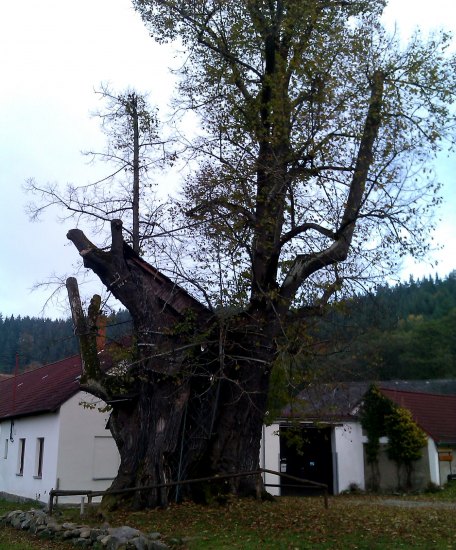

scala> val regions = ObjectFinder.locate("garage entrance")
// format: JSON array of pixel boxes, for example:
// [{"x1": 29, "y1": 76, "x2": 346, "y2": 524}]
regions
[{"x1": 279, "y1": 425, "x2": 333, "y2": 495}]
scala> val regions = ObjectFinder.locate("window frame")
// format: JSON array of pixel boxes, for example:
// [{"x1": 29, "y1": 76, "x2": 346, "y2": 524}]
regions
[
  {"x1": 17, "y1": 438, "x2": 26, "y2": 476},
  {"x1": 34, "y1": 437, "x2": 44, "y2": 479}
]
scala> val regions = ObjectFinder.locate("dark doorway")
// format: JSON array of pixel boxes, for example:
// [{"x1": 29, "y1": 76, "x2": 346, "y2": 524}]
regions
[{"x1": 279, "y1": 425, "x2": 333, "y2": 495}]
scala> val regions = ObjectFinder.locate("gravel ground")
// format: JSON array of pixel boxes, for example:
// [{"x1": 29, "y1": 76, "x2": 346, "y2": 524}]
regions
[
  {"x1": 347, "y1": 497, "x2": 456, "y2": 509},
  {"x1": 379, "y1": 499, "x2": 456, "y2": 509}
]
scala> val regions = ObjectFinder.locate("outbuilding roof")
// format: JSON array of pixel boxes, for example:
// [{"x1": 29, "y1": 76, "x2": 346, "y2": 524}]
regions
[
  {"x1": 278, "y1": 381, "x2": 456, "y2": 446},
  {"x1": 0, "y1": 355, "x2": 82, "y2": 420},
  {"x1": 280, "y1": 382, "x2": 369, "y2": 421},
  {"x1": 380, "y1": 388, "x2": 456, "y2": 447}
]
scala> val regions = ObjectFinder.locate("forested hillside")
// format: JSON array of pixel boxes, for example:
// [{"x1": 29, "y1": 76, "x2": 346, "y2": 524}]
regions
[
  {"x1": 314, "y1": 271, "x2": 456, "y2": 381},
  {"x1": 0, "y1": 310, "x2": 131, "y2": 374},
  {"x1": 1, "y1": 273, "x2": 455, "y2": 379}
]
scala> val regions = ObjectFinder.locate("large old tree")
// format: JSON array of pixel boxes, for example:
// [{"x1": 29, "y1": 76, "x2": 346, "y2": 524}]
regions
[{"x1": 32, "y1": 0, "x2": 455, "y2": 509}]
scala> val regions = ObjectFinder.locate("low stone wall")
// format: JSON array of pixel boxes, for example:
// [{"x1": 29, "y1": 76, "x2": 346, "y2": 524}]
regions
[
  {"x1": 0, "y1": 508, "x2": 169, "y2": 549},
  {"x1": 0, "y1": 491, "x2": 39, "y2": 505}
]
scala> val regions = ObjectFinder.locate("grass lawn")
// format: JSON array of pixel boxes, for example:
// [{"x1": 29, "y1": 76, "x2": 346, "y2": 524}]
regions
[
  {"x1": 112, "y1": 494, "x2": 455, "y2": 549},
  {"x1": 1, "y1": 485, "x2": 455, "y2": 549}
]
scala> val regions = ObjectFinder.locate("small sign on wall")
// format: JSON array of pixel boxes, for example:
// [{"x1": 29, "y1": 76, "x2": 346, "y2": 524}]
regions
[{"x1": 438, "y1": 448, "x2": 453, "y2": 462}]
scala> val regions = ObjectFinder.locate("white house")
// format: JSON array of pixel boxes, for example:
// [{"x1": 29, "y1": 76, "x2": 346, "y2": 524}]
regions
[
  {"x1": 0, "y1": 355, "x2": 120, "y2": 504},
  {"x1": 260, "y1": 381, "x2": 456, "y2": 495}
]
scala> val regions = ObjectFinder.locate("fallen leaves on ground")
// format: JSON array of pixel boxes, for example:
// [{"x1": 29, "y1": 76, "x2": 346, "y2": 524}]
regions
[
  {"x1": 113, "y1": 495, "x2": 456, "y2": 549},
  {"x1": 2, "y1": 494, "x2": 455, "y2": 549}
]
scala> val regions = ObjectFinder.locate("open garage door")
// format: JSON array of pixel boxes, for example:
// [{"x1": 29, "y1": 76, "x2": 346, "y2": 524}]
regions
[{"x1": 280, "y1": 425, "x2": 333, "y2": 495}]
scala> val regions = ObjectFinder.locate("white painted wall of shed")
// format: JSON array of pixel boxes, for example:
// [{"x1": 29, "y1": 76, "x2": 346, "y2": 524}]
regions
[
  {"x1": 427, "y1": 438, "x2": 440, "y2": 485},
  {"x1": 0, "y1": 412, "x2": 60, "y2": 503},
  {"x1": 259, "y1": 424, "x2": 281, "y2": 496},
  {"x1": 332, "y1": 422, "x2": 365, "y2": 492},
  {"x1": 56, "y1": 392, "x2": 120, "y2": 503}
]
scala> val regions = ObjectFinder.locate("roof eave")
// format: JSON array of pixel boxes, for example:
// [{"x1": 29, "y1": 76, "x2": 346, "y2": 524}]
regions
[{"x1": 0, "y1": 405, "x2": 61, "y2": 422}]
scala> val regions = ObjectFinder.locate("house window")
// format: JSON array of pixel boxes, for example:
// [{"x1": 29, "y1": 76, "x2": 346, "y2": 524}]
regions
[
  {"x1": 35, "y1": 438, "x2": 44, "y2": 478},
  {"x1": 3, "y1": 439, "x2": 7, "y2": 459},
  {"x1": 17, "y1": 438, "x2": 26, "y2": 476}
]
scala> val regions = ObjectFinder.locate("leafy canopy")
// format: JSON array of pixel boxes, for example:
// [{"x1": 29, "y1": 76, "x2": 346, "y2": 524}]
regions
[{"x1": 133, "y1": 0, "x2": 456, "y2": 311}]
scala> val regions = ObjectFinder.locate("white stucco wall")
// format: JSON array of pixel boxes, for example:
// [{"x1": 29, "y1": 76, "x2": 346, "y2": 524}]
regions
[
  {"x1": 427, "y1": 438, "x2": 440, "y2": 485},
  {"x1": 0, "y1": 391, "x2": 121, "y2": 504},
  {"x1": 0, "y1": 412, "x2": 60, "y2": 503},
  {"x1": 259, "y1": 423, "x2": 281, "y2": 496},
  {"x1": 56, "y1": 392, "x2": 120, "y2": 503},
  {"x1": 332, "y1": 422, "x2": 365, "y2": 493}
]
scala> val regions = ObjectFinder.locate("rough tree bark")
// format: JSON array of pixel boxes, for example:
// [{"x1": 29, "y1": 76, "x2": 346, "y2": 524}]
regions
[
  {"x1": 67, "y1": 225, "x2": 281, "y2": 506},
  {"x1": 67, "y1": 220, "x2": 213, "y2": 509}
]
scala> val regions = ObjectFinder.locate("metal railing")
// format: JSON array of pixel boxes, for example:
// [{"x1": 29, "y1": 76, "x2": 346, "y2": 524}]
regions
[{"x1": 48, "y1": 468, "x2": 328, "y2": 515}]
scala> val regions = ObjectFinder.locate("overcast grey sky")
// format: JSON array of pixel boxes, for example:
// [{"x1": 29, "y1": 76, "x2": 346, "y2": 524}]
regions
[{"x1": 0, "y1": 0, "x2": 455, "y2": 319}]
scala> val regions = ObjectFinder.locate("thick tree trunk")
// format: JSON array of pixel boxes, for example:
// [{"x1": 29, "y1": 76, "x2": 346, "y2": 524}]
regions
[
  {"x1": 67, "y1": 221, "x2": 277, "y2": 509},
  {"x1": 183, "y1": 316, "x2": 275, "y2": 499},
  {"x1": 102, "y1": 374, "x2": 190, "y2": 510},
  {"x1": 207, "y1": 363, "x2": 270, "y2": 495},
  {"x1": 66, "y1": 221, "x2": 209, "y2": 509},
  {"x1": 101, "y1": 356, "x2": 270, "y2": 510}
]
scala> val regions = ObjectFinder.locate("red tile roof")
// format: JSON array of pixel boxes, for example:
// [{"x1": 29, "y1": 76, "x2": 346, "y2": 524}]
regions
[
  {"x1": 380, "y1": 388, "x2": 456, "y2": 446},
  {"x1": 0, "y1": 355, "x2": 82, "y2": 420}
]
